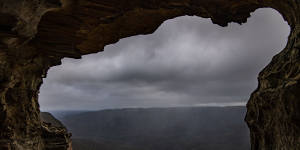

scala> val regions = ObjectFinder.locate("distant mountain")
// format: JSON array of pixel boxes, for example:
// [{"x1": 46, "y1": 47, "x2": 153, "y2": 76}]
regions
[
  {"x1": 57, "y1": 106, "x2": 250, "y2": 150},
  {"x1": 48, "y1": 110, "x2": 89, "y2": 120}
]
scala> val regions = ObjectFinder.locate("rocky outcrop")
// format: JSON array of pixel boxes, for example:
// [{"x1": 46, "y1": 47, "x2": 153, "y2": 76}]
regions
[
  {"x1": 40, "y1": 112, "x2": 72, "y2": 150},
  {"x1": 0, "y1": 0, "x2": 299, "y2": 150},
  {"x1": 245, "y1": 24, "x2": 300, "y2": 149}
]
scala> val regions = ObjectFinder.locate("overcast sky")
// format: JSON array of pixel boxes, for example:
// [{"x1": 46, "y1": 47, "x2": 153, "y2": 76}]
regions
[{"x1": 39, "y1": 8, "x2": 290, "y2": 111}]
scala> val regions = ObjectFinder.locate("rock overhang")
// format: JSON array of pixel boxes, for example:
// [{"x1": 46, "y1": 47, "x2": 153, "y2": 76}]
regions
[{"x1": 0, "y1": 0, "x2": 299, "y2": 150}]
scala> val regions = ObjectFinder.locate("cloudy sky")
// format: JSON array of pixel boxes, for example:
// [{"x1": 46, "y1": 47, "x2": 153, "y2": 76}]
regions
[{"x1": 39, "y1": 8, "x2": 290, "y2": 111}]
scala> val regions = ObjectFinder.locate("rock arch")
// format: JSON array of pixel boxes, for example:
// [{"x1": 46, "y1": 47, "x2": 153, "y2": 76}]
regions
[{"x1": 0, "y1": 0, "x2": 299, "y2": 149}]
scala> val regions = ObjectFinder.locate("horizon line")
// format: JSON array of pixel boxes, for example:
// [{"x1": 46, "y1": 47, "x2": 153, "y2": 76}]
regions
[{"x1": 43, "y1": 102, "x2": 247, "y2": 112}]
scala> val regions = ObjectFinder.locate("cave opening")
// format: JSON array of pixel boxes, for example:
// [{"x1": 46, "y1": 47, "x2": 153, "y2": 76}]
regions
[{"x1": 38, "y1": 8, "x2": 290, "y2": 150}]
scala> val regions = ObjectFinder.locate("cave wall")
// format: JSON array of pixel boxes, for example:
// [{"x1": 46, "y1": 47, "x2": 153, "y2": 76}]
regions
[
  {"x1": 246, "y1": 23, "x2": 300, "y2": 149},
  {"x1": 0, "y1": 0, "x2": 299, "y2": 150}
]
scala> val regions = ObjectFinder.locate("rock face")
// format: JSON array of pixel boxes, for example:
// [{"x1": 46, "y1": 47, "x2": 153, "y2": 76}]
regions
[
  {"x1": 0, "y1": 0, "x2": 299, "y2": 150},
  {"x1": 245, "y1": 24, "x2": 300, "y2": 149},
  {"x1": 40, "y1": 112, "x2": 72, "y2": 150}
]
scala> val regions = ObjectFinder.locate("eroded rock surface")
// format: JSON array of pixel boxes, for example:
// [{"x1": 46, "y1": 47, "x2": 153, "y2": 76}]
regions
[
  {"x1": 245, "y1": 24, "x2": 300, "y2": 149},
  {"x1": 41, "y1": 112, "x2": 72, "y2": 150},
  {"x1": 0, "y1": 0, "x2": 299, "y2": 150}
]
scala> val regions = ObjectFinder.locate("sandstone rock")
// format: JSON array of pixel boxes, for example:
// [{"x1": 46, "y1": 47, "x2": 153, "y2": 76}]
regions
[
  {"x1": 40, "y1": 112, "x2": 72, "y2": 150},
  {"x1": 0, "y1": 0, "x2": 299, "y2": 150}
]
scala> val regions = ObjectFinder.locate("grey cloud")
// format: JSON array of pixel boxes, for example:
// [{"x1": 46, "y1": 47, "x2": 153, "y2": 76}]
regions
[{"x1": 39, "y1": 8, "x2": 290, "y2": 111}]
